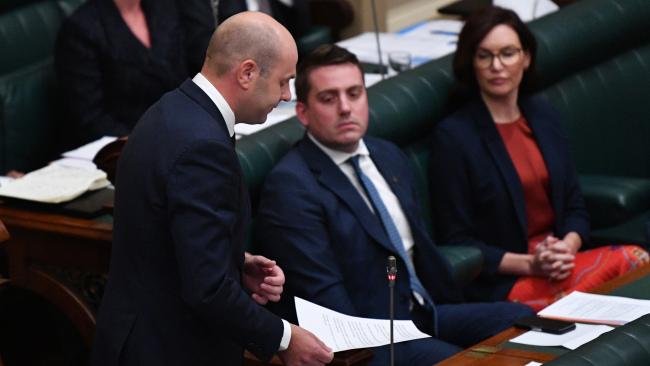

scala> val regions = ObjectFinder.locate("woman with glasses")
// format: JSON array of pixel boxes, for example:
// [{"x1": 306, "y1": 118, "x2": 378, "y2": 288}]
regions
[{"x1": 429, "y1": 6, "x2": 648, "y2": 310}]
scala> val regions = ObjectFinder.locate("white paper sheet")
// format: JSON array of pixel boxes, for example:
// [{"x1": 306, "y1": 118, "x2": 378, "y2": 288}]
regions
[
  {"x1": 337, "y1": 32, "x2": 456, "y2": 67},
  {"x1": 399, "y1": 19, "x2": 463, "y2": 38},
  {"x1": 0, "y1": 176, "x2": 14, "y2": 187},
  {"x1": 295, "y1": 297, "x2": 430, "y2": 352},
  {"x1": 62, "y1": 136, "x2": 118, "y2": 161},
  {"x1": 510, "y1": 323, "x2": 613, "y2": 350},
  {"x1": 525, "y1": 362, "x2": 543, "y2": 366},
  {"x1": 51, "y1": 157, "x2": 98, "y2": 171},
  {"x1": 494, "y1": 0, "x2": 559, "y2": 22},
  {"x1": 0, "y1": 164, "x2": 109, "y2": 203},
  {"x1": 538, "y1": 291, "x2": 650, "y2": 326}
]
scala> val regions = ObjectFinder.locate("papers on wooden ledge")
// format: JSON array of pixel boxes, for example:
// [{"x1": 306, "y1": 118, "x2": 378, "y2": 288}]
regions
[{"x1": 0, "y1": 164, "x2": 110, "y2": 204}]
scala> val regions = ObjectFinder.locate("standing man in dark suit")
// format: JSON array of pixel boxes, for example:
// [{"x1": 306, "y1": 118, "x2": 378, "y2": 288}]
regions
[
  {"x1": 92, "y1": 12, "x2": 333, "y2": 366},
  {"x1": 178, "y1": 0, "x2": 311, "y2": 73},
  {"x1": 255, "y1": 45, "x2": 534, "y2": 366}
]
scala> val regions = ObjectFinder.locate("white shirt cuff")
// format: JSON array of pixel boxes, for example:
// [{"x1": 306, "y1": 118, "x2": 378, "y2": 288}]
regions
[{"x1": 278, "y1": 319, "x2": 292, "y2": 351}]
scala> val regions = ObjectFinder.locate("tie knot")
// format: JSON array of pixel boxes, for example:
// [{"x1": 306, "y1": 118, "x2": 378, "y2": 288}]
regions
[{"x1": 348, "y1": 154, "x2": 362, "y2": 169}]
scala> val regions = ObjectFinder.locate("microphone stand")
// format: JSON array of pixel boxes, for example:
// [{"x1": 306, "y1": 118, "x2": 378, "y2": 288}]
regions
[{"x1": 387, "y1": 256, "x2": 397, "y2": 366}]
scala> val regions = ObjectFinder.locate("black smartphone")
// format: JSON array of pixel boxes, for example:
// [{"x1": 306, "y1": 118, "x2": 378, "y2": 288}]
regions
[{"x1": 514, "y1": 315, "x2": 576, "y2": 334}]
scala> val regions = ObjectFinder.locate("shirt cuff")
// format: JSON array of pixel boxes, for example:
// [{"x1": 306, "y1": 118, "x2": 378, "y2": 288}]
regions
[{"x1": 278, "y1": 319, "x2": 292, "y2": 351}]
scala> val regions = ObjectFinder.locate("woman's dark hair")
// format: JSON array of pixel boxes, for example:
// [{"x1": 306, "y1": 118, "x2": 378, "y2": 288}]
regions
[{"x1": 452, "y1": 6, "x2": 538, "y2": 97}]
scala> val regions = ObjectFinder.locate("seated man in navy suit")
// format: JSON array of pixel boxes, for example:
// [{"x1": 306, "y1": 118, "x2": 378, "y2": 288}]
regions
[{"x1": 254, "y1": 44, "x2": 534, "y2": 366}]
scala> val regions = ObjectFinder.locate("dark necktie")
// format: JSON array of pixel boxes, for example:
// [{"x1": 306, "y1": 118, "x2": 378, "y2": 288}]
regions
[{"x1": 348, "y1": 155, "x2": 434, "y2": 308}]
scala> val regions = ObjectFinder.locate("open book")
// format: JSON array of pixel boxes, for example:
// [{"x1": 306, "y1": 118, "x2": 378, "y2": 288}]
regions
[{"x1": 0, "y1": 164, "x2": 110, "y2": 204}]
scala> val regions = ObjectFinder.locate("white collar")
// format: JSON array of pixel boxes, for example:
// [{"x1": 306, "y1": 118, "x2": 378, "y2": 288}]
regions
[
  {"x1": 307, "y1": 133, "x2": 369, "y2": 166},
  {"x1": 192, "y1": 73, "x2": 236, "y2": 137}
]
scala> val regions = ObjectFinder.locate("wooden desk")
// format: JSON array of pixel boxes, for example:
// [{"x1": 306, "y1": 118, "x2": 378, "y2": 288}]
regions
[
  {"x1": 0, "y1": 205, "x2": 112, "y2": 347},
  {"x1": 435, "y1": 265, "x2": 650, "y2": 365},
  {"x1": 0, "y1": 204, "x2": 373, "y2": 365}
]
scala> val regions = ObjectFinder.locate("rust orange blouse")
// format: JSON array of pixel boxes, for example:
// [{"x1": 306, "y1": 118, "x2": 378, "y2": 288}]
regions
[{"x1": 496, "y1": 116, "x2": 555, "y2": 252}]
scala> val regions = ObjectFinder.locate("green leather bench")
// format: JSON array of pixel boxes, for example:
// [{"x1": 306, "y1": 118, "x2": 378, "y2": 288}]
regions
[
  {"x1": 545, "y1": 314, "x2": 650, "y2": 366},
  {"x1": 0, "y1": 0, "x2": 83, "y2": 174},
  {"x1": 237, "y1": 0, "x2": 650, "y2": 289}
]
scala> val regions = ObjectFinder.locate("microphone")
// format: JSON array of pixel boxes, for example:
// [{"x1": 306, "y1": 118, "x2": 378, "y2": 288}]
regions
[
  {"x1": 387, "y1": 255, "x2": 397, "y2": 284},
  {"x1": 387, "y1": 255, "x2": 396, "y2": 366}
]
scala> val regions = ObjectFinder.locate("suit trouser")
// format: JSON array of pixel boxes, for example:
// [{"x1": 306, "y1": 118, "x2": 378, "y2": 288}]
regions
[{"x1": 367, "y1": 301, "x2": 534, "y2": 366}]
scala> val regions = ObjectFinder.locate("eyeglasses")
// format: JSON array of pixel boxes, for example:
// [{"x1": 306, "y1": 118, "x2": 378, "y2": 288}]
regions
[{"x1": 475, "y1": 47, "x2": 523, "y2": 69}]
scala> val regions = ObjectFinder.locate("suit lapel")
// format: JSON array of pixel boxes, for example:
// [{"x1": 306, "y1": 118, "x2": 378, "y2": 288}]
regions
[
  {"x1": 474, "y1": 100, "x2": 528, "y2": 239},
  {"x1": 298, "y1": 137, "x2": 396, "y2": 254},
  {"x1": 179, "y1": 79, "x2": 232, "y2": 138},
  {"x1": 366, "y1": 140, "x2": 419, "y2": 230}
]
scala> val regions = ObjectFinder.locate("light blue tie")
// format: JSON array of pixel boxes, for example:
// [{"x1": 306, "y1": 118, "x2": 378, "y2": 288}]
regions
[{"x1": 349, "y1": 155, "x2": 435, "y2": 308}]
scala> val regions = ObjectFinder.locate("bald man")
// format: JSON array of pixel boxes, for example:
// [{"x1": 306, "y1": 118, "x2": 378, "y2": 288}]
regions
[{"x1": 91, "y1": 13, "x2": 333, "y2": 366}]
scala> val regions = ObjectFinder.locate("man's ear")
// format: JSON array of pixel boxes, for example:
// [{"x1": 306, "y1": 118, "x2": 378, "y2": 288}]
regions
[
  {"x1": 295, "y1": 101, "x2": 309, "y2": 128},
  {"x1": 236, "y1": 59, "x2": 258, "y2": 90}
]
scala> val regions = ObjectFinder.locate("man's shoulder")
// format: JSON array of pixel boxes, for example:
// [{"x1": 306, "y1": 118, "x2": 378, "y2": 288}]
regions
[
  {"x1": 365, "y1": 136, "x2": 403, "y2": 154},
  {"x1": 267, "y1": 143, "x2": 312, "y2": 180},
  {"x1": 127, "y1": 87, "x2": 232, "y2": 167}
]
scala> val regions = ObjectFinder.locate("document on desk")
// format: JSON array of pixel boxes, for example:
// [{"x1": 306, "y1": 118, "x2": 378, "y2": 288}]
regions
[
  {"x1": 62, "y1": 136, "x2": 118, "y2": 160},
  {"x1": 0, "y1": 164, "x2": 110, "y2": 204},
  {"x1": 295, "y1": 297, "x2": 430, "y2": 352},
  {"x1": 494, "y1": 0, "x2": 558, "y2": 22},
  {"x1": 511, "y1": 323, "x2": 614, "y2": 350},
  {"x1": 337, "y1": 32, "x2": 457, "y2": 67},
  {"x1": 538, "y1": 291, "x2": 650, "y2": 326}
]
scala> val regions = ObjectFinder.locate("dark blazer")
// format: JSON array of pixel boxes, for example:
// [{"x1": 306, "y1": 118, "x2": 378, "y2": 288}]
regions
[
  {"x1": 178, "y1": 0, "x2": 311, "y2": 73},
  {"x1": 255, "y1": 135, "x2": 462, "y2": 328},
  {"x1": 55, "y1": 0, "x2": 189, "y2": 146},
  {"x1": 429, "y1": 95, "x2": 590, "y2": 301},
  {"x1": 92, "y1": 80, "x2": 282, "y2": 366}
]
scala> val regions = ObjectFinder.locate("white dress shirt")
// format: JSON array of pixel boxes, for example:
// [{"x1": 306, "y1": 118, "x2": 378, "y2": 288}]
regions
[
  {"x1": 308, "y1": 134, "x2": 416, "y2": 257},
  {"x1": 192, "y1": 73, "x2": 292, "y2": 351}
]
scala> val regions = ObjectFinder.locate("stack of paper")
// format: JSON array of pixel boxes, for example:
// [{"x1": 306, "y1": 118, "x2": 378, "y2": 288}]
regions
[
  {"x1": 49, "y1": 136, "x2": 119, "y2": 171},
  {"x1": 538, "y1": 291, "x2": 650, "y2": 326},
  {"x1": 0, "y1": 164, "x2": 110, "y2": 204},
  {"x1": 295, "y1": 297, "x2": 430, "y2": 352}
]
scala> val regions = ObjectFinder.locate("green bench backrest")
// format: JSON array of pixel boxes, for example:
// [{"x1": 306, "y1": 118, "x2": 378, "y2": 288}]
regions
[
  {"x1": 0, "y1": 0, "x2": 85, "y2": 173},
  {"x1": 237, "y1": 0, "x2": 650, "y2": 210},
  {"x1": 540, "y1": 43, "x2": 650, "y2": 178}
]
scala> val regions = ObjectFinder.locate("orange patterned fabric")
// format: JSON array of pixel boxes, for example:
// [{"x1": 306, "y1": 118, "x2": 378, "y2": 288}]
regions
[
  {"x1": 497, "y1": 117, "x2": 649, "y2": 311},
  {"x1": 508, "y1": 245, "x2": 649, "y2": 311}
]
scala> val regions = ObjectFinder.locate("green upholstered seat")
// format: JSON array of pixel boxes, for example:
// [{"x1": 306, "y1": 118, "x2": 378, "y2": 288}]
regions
[
  {"x1": 296, "y1": 26, "x2": 333, "y2": 58},
  {"x1": 0, "y1": 0, "x2": 84, "y2": 173},
  {"x1": 0, "y1": 59, "x2": 60, "y2": 173},
  {"x1": 544, "y1": 314, "x2": 650, "y2": 366},
  {"x1": 0, "y1": 1, "x2": 66, "y2": 76},
  {"x1": 580, "y1": 175, "x2": 650, "y2": 229}
]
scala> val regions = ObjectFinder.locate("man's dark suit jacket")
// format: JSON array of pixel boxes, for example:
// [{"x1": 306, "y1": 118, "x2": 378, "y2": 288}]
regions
[
  {"x1": 255, "y1": 135, "x2": 462, "y2": 328},
  {"x1": 429, "y1": 95, "x2": 590, "y2": 301},
  {"x1": 178, "y1": 0, "x2": 311, "y2": 73},
  {"x1": 55, "y1": 0, "x2": 189, "y2": 145},
  {"x1": 91, "y1": 80, "x2": 282, "y2": 366}
]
